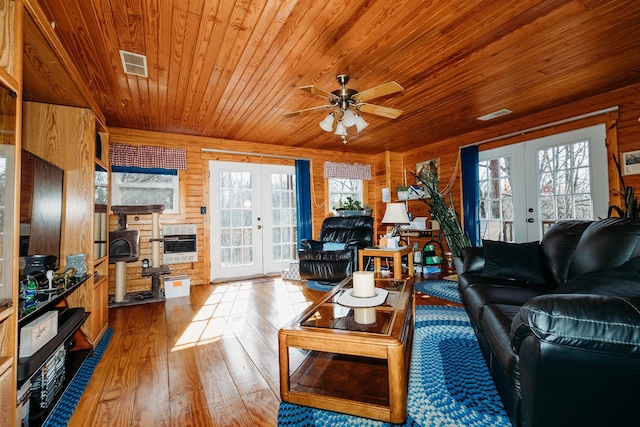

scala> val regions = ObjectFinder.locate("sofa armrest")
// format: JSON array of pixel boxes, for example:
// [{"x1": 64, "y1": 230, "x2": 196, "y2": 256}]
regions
[
  {"x1": 511, "y1": 293, "x2": 640, "y2": 355},
  {"x1": 300, "y1": 239, "x2": 322, "y2": 250}
]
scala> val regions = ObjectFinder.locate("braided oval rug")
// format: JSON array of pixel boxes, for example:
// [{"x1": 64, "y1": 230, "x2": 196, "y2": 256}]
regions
[
  {"x1": 415, "y1": 280, "x2": 462, "y2": 304},
  {"x1": 278, "y1": 305, "x2": 511, "y2": 427}
]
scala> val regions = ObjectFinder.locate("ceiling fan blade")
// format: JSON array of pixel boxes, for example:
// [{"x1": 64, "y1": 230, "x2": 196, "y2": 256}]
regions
[
  {"x1": 358, "y1": 103, "x2": 403, "y2": 119},
  {"x1": 353, "y1": 81, "x2": 403, "y2": 102},
  {"x1": 299, "y1": 85, "x2": 335, "y2": 99},
  {"x1": 282, "y1": 104, "x2": 334, "y2": 117}
]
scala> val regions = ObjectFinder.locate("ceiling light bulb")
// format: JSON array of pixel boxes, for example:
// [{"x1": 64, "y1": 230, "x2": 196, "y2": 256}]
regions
[
  {"x1": 319, "y1": 113, "x2": 334, "y2": 132},
  {"x1": 355, "y1": 115, "x2": 369, "y2": 132},
  {"x1": 335, "y1": 122, "x2": 348, "y2": 136},
  {"x1": 342, "y1": 109, "x2": 357, "y2": 127}
]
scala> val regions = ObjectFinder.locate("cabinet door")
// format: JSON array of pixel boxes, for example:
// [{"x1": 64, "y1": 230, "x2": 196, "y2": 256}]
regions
[
  {"x1": 0, "y1": 367, "x2": 14, "y2": 426},
  {"x1": 91, "y1": 276, "x2": 108, "y2": 340}
]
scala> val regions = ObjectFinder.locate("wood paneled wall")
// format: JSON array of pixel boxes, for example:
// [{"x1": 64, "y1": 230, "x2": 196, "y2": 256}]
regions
[
  {"x1": 403, "y1": 82, "x2": 640, "y2": 251},
  {"x1": 108, "y1": 128, "x2": 377, "y2": 293},
  {"x1": 109, "y1": 82, "x2": 640, "y2": 292}
]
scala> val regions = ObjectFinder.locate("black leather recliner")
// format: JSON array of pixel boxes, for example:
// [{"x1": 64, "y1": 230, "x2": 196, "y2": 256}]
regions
[
  {"x1": 298, "y1": 215, "x2": 374, "y2": 282},
  {"x1": 457, "y1": 218, "x2": 640, "y2": 427}
]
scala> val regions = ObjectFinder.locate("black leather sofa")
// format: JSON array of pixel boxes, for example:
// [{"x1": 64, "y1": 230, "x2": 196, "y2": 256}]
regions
[
  {"x1": 298, "y1": 215, "x2": 373, "y2": 282},
  {"x1": 457, "y1": 218, "x2": 640, "y2": 427}
]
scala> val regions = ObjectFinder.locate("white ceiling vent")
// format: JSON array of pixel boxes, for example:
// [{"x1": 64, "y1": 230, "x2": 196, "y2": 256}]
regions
[
  {"x1": 477, "y1": 109, "x2": 512, "y2": 121},
  {"x1": 119, "y1": 50, "x2": 148, "y2": 77}
]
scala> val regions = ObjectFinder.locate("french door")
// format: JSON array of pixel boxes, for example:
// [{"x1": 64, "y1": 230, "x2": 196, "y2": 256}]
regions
[
  {"x1": 209, "y1": 161, "x2": 297, "y2": 280},
  {"x1": 478, "y1": 124, "x2": 608, "y2": 242}
]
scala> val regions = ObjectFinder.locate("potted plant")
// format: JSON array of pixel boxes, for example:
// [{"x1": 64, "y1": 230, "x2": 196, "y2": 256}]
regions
[
  {"x1": 397, "y1": 185, "x2": 410, "y2": 200},
  {"x1": 334, "y1": 196, "x2": 372, "y2": 216},
  {"x1": 412, "y1": 169, "x2": 470, "y2": 262}
]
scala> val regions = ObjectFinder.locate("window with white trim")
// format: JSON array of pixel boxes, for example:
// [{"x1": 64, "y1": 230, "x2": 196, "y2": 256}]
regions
[
  {"x1": 111, "y1": 167, "x2": 179, "y2": 213},
  {"x1": 328, "y1": 178, "x2": 363, "y2": 212}
]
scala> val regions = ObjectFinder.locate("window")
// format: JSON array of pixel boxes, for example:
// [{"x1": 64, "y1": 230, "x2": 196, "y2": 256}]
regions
[
  {"x1": 328, "y1": 178, "x2": 363, "y2": 212},
  {"x1": 112, "y1": 167, "x2": 179, "y2": 213}
]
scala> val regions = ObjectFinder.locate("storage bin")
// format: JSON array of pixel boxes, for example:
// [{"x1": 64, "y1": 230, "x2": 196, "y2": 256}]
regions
[{"x1": 163, "y1": 275, "x2": 191, "y2": 298}]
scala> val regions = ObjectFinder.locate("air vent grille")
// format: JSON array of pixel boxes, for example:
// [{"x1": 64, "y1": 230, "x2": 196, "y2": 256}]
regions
[
  {"x1": 477, "y1": 109, "x2": 512, "y2": 121},
  {"x1": 119, "y1": 50, "x2": 148, "y2": 77}
]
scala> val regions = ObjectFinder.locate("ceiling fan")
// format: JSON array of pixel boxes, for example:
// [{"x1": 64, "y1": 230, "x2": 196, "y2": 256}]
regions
[{"x1": 283, "y1": 74, "x2": 404, "y2": 142}]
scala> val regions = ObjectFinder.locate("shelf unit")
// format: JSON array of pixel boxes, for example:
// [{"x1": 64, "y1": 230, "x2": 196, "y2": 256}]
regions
[{"x1": 16, "y1": 276, "x2": 92, "y2": 426}]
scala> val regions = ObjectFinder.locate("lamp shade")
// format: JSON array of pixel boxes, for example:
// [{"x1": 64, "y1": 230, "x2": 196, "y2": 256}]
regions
[
  {"x1": 355, "y1": 114, "x2": 369, "y2": 132},
  {"x1": 342, "y1": 109, "x2": 358, "y2": 127},
  {"x1": 381, "y1": 203, "x2": 411, "y2": 224},
  {"x1": 334, "y1": 121, "x2": 348, "y2": 136},
  {"x1": 319, "y1": 113, "x2": 334, "y2": 132}
]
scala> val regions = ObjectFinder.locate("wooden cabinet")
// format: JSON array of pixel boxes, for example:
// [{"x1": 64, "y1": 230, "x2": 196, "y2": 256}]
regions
[
  {"x1": 0, "y1": 1, "x2": 21, "y2": 419},
  {"x1": 0, "y1": 0, "x2": 22, "y2": 86}
]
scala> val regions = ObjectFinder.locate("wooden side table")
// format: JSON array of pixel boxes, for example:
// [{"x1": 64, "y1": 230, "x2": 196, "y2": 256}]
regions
[{"x1": 358, "y1": 246, "x2": 413, "y2": 279}]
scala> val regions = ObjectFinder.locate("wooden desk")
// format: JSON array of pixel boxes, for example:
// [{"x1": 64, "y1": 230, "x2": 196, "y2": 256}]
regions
[{"x1": 358, "y1": 246, "x2": 413, "y2": 279}]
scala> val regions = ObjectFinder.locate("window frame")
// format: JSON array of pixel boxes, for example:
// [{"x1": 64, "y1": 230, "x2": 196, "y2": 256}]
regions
[
  {"x1": 328, "y1": 178, "x2": 364, "y2": 214},
  {"x1": 111, "y1": 169, "x2": 180, "y2": 214}
]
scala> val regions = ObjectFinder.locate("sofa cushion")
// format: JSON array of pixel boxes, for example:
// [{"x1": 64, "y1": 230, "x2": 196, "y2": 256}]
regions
[
  {"x1": 461, "y1": 246, "x2": 485, "y2": 273},
  {"x1": 482, "y1": 304, "x2": 523, "y2": 392},
  {"x1": 481, "y1": 240, "x2": 545, "y2": 284},
  {"x1": 554, "y1": 256, "x2": 640, "y2": 296},
  {"x1": 568, "y1": 218, "x2": 640, "y2": 279},
  {"x1": 539, "y1": 220, "x2": 591, "y2": 286},
  {"x1": 462, "y1": 283, "x2": 549, "y2": 329}
]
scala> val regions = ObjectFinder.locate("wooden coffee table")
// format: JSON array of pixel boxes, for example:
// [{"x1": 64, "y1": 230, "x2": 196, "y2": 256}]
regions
[{"x1": 278, "y1": 276, "x2": 414, "y2": 423}]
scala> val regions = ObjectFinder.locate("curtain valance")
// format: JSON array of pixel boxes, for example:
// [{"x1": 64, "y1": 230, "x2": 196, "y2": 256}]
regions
[
  {"x1": 323, "y1": 161, "x2": 371, "y2": 180},
  {"x1": 109, "y1": 143, "x2": 187, "y2": 170}
]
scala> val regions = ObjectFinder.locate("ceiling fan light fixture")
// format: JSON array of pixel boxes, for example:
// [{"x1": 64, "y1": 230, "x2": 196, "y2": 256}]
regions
[
  {"x1": 355, "y1": 115, "x2": 369, "y2": 132},
  {"x1": 319, "y1": 113, "x2": 334, "y2": 132},
  {"x1": 335, "y1": 122, "x2": 348, "y2": 136},
  {"x1": 342, "y1": 109, "x2": 358, "y2": 127}
]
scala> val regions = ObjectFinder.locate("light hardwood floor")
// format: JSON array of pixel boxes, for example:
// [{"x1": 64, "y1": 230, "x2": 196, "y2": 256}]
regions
[
  {"x1": 67, "y1": 276, "x2": 454, "y2": 426},
  {"x1": 68, "y1": 277, "x2": 322, "y2": 427}
]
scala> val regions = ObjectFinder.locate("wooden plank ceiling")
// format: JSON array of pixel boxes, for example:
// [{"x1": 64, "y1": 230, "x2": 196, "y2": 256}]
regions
[{"x1": 22, "y1": 0, "x2": 640, "y2": 154}]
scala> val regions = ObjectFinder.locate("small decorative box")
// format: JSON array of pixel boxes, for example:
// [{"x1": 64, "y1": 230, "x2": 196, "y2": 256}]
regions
[{"x1": 19, "y1": 310, "x2": 59, "y2": 358}]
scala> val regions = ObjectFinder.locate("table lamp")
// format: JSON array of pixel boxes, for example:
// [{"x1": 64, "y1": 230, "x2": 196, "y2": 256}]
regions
[{"x1": 381, "y1": 203, "x2": 411, "y2": 237}]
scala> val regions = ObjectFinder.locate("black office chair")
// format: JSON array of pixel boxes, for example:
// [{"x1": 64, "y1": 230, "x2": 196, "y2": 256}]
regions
[{"x1": 298, "y1": 215, "x2": 374, "y2": 282}]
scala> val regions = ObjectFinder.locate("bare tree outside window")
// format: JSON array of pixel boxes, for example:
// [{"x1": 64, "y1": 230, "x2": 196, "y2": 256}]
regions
[{"x1": 479, "y1": 139, "x2": 593, "y2": 242}]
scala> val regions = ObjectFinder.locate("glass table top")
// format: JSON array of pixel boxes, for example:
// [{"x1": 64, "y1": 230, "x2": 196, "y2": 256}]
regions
[{"x1": 298, "y1": 277, "x2": 411, "y2": 335}]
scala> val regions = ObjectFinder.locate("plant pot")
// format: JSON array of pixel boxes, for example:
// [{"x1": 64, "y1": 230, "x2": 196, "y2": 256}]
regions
[{"x1": 397, "y1": 191, "x2": 409, "y2": 200}]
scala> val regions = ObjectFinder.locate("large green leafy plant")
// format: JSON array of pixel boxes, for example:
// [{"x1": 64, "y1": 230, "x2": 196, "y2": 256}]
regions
[{"x1": 413, "y1": 169, "x2": 471, "y2": 257}]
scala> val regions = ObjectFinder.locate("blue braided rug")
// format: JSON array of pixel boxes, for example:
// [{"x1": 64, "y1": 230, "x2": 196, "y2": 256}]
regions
[
  {"x1": 43, "y1": 328, "x2": 114, "y2": 427},
  {"x1": 415, "y1": 280, "x2": 462, "y2": 304},
  {"x1": 305, "y1": 280, "x2": 340, "y2": 292},
  {"x1": 278, "y1": 305, "x2": 511, "y2": 427}
]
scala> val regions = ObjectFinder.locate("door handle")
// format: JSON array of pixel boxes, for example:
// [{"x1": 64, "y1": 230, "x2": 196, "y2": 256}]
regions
[{"x1": 527, "y1": 218, "x2": 534, "y2": 223}]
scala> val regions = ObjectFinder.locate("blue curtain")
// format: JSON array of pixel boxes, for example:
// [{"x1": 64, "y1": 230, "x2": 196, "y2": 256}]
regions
[
  {"x1": 295, "y1": 160, "x2": 312, "y2": 249},
  {"x1": 461, "y1": 146, "x2": 481, "y2": 247}
]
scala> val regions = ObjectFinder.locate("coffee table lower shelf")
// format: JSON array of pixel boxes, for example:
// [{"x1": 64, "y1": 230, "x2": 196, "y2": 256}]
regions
[{"x1": 283, "y1": 345, "x2": 409, "y2": 422}]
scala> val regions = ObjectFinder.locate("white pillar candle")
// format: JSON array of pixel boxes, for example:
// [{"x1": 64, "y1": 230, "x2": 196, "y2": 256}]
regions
[
  {"x1": 354, "y1": 307, "x2": 377, "y2": 324},
  {"x1": 352, "y1": 271, "x2": 375, "y2": 297}
]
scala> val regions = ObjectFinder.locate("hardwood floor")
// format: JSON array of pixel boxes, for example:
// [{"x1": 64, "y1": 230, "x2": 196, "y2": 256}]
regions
[
  {"x1": 68, "y1": 277, "x2": 321, "y2": 426},
  {"x1": 67, "y1": 276, "x2": 458, "y2": 426}
]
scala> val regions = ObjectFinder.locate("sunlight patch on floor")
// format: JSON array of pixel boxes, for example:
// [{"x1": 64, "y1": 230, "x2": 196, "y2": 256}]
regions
[
  {"x1": 273, "y1": 278, "x2": 314, "y2": 326},
  {"x1": 171, "y1": 281, "x2": 254, "y2": 352}
]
